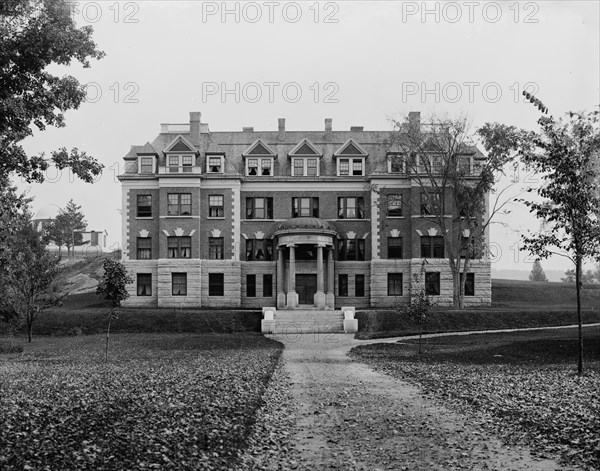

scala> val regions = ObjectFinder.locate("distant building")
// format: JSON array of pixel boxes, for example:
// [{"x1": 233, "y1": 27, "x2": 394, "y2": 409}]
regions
[{"x1": 118, "y1": 112, "x2": 492, "y2": 309}]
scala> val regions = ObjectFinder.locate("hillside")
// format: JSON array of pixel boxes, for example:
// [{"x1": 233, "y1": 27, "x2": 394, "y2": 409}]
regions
[{"x1": 492, "y1": 278, "x2": 600, "y2": 310}]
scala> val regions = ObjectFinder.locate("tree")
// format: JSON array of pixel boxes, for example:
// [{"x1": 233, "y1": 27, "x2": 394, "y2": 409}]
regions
[
  {"x1": 561, "y1": 268, "x2": 600, "y2": 284},
  {"x1": 1, "y1": 0, "x2": 105, "y2": 184},
  {"x1": 47, "y1": 199, "x2": 87, "y2": 259},
  {"x1": 385, "y1": 114, "x2": 520, "y2": 308},
  {"x1": 493, "y1": 110, "x2": 600, "y2": 374},
  {"x1": 2, "y1": 215, "x2": 63, "y2": 342},
  {"x1": 96, "y1": 258, "x2": 133, "y2": 361},
  {"x1": 529, "y1": 259, "x2": 548, "y2": 282},
  {"x1": 401, "y1": 261, "x2": 435, "y2": 354}
]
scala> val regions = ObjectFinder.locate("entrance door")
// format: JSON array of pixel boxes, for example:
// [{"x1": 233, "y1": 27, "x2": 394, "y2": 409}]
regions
[{"x1": 296, "y1": 274, "x2": 317, "y2": 305}]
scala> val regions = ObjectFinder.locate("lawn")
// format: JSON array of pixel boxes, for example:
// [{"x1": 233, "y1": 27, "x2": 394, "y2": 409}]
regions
[
  {"x1": 350, "y1": 327, "x2": 600, "y2": 470},
  {"x1": 0, "y1": 333, "x2": 282, "y2": 470}
]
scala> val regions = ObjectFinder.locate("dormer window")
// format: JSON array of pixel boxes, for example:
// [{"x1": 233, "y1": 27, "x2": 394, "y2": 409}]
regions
[
  {"x1": 207, "y1": 154, "x2": 224, "y2": 173},
  {"x1": 288, "y1": 139, "x2": 321, "y2": 177},
  {"x1": 338, "y1": 158, "x2": 364, "y2": 176},
  {"x1": 388, "y1": 153, "x2": 405, "y2": 173},
  {"x1": 334, "y1": 139, "x2": 368, "y2": 177},
  {"x1": 243, "y1": 139, "x2": 276, "y2": 177},
  {"x1": 458, "y1": 155, "x2": 472, "y2": 174},
  {"x1": 168, "y1": 155, "x2": 194, "y2": 173},
  {"x1": 246, "y1": 158, "x2": 272, "y2": 176},
  {"x1": 139, "y1": 156, "x2": 154, "y2": 174}
]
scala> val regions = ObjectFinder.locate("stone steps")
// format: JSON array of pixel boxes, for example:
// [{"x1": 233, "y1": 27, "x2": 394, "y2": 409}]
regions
[{"x1": 270, "y1": 309, "x2": 344, "y2": 333}]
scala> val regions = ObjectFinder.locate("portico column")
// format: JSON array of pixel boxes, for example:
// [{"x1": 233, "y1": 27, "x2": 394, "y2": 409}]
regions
[
  {"x1": 286, "y1": 244, "x2": 298, "y2": 308},
  {"x1": 314, "y1": 244, "x2": 326, "y2": 308},
  {"x1": 326, "y1": 247, "x2": 335, "y2": 308},
  {"x1": 277, "y1": 246, "x2": 285, "y2": 308}
]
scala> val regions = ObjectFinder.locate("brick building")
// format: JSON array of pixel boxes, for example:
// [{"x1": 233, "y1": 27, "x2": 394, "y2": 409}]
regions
[{"x1": 118, "y1": 112, "x2": 491, "y2": 309}]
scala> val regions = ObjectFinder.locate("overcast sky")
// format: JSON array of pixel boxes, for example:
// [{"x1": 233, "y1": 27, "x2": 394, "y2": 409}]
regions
[{"x1": 18, "y1": 0, "x2": 600, "y2": 276}]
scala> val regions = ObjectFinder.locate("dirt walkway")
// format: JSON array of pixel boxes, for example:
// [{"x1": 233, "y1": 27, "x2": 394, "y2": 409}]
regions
[{"x1": 273, "y1": 333, "x2": 570, "y2": 471}]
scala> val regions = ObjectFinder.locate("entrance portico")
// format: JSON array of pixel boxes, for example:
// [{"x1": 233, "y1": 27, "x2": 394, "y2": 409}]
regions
[{"x1": 274, "y1": 217, "x2": 337, "y2": 309}]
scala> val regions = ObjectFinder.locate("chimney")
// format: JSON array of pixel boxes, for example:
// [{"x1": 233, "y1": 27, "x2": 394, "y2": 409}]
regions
[
  {"x1": 190, "y1": 112, "x2": 201, "y2": 145},
  {"x1": 243, "y1": 127, "x2": 254, "y2": 133},
  {"x1": 325, "y1": 118, "x2": 332, "y2": 141},
  {"x1": 408, "y1": 111, "x2": 421, "y2": 134},
  {"x1": 350, "y1": 126, "x2": 364, "y2": 132},
  {"x1": 278, "y1": 118, "x2": 286, "y2": 140}
]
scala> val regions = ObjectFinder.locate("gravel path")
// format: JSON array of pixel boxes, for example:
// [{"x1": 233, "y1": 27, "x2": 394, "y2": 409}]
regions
[{"x1": 253, "y1": 333, "x2": 571, "y2": 471}]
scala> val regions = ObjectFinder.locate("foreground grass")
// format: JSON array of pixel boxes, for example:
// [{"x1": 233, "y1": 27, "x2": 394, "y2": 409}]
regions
[
  {"x1": 350, "y1": 327, "x2": 600, "y2": 470},
  {"x1": 0, "y1": 333, "x2": 282, "y2": 470}
]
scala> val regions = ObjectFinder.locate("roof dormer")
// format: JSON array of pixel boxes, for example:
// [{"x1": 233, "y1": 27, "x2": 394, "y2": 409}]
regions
[
  {"x1": 242, "y1": 139, "x2": 277, "y2": 177},
  {"x1": 334, "y1": 139, "x2": 368, "y2": 177},
  {"x1": 288, "y1": 139, "x2": 322, "y2": 177},
  {"x1": 162, "y1": 135, "x2": 199, "y2": 174}
]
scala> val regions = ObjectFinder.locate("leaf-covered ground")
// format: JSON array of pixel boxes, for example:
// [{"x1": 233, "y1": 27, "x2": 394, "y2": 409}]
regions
[
  {"x1": 0, "y1": 333, "x2": 282, "y2": 470},
  {"x1": 350, "y1": 328, "x2": 600, "y2": 470}
]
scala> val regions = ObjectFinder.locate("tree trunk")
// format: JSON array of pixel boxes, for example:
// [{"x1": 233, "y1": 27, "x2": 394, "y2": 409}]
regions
[
  {"x1": 575, "y1": 256, "x2": 583, "y2": 375},
  {"x1": 418, "y1": 330, "x2": 423, "y2": 354},
  {"x1": 27, "y1": 317, "x2": 33, "y2": 343}
]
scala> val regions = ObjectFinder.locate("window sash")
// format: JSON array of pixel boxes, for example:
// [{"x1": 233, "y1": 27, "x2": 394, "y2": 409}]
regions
[
  {"x1": 137, "y1": 237, "x2": 151, "y2": 259},
  {"x1": 387, "y1": 238, "x2": 402, "y2": 259},
  {"x1": 172, "y1": 273, "x2": 187, "y2": 296},
  {"x1": 339, "y1": 274, "x2": 348, "y2": 297},
  {"x1": 338, "y1": 197, "x2": 364, "y2": 219},
  {"x1": 387, "y1": 194, "x2": 403, "y2": 216},
  {"x1": 261, "y1": 159, "x2": 272, "y2": 175},
  {"x1": 338, "y1": 239, "x2": 365, "y2": 261},
  {"x1": 140, "y1": 157, "x2": 153, "y2": 173},
  {"x1": 352, "y1": 159, "x2": 363, "y2": 176},
  {"x1": 461, "y1": 273, "x2": 475, "y2": 296},
  {"x1": 389, "y1": 154, "x2": 403, "y2": 173},
  {"x1": 425, "y1": 272, "x2": 440, "y2": 295},
  {"x1": 293, "y1": 159, "x2": 304, "y2": 176},
  {"x1": 246, "y1": 197, "x2": 273, "y2": 219},
  {"x1": 209, "y1": 238, "x2": 224, "y2": 260},
  {"x1": 208, "y1": 273, "x2": 224, "y2": 296},
  {"x1": 292, "y1": 197, "x2": 319, "y2": 218},
  {"x1": 246, "y1": 239, "x2": 273, "y2": 261},
  {"x1": 167, "y1": 193, "x2": 191, "y2": 216},
  {"x1": 209, "y1": 195, "x2": 224, "y2": 217},
  {"x1": 420, "y1": 191, "x2": 440, "y2": 216},
  {"x1": 248, "y1": 158, "x2": 258, "y2": 175},
  {"x1": 420, "y1": 236, "x2": 444, "y2": 258},
  {"x1": 339, "y1": 159, "x2": 349, "y2": 176},
  {"x1": 168, "y1": 236, "x2": 191, "y2": 258},
  {"x1": 355, "y1": 274, "x2": 365, "y2": 297},
  {"x1": 137, "y1": 274, "x2": 152, "y2": 296},
  {"x1": 263, "y1": 274, "x2": 273, "y2": 297},
  {"x1": 137, "y1": 195, "x2": 152, "y2": 217},
  {"x1": 208, "y1": 156, "x2": 223, "y2": 173},
  {"x1": 387, "y1": 273, "x2": 403, "y2": 295},
  {"x1": 246, "y1": 274, "x2": 256, "y2": 297}
]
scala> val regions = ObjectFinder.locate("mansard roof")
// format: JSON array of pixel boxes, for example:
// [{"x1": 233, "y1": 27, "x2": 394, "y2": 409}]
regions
[
  {"x1": 242, "y1": 139, "x2": 277, "y2": 157},
  {"x1": 333, "y1": 139, "x2": 368, "y2": 157},
  {"x1": 163, "y1": 135, "x2": 197, "y2": 153},
  {"x1": 288, "y1": 138, "x2": 321, "y2": 157}
]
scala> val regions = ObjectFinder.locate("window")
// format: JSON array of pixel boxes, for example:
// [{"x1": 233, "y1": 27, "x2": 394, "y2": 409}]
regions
[
  {"x1": 209, "y1": 237, "x2": 224, "y2": 260},
  {"x1": 461, "y1": 273, "x2": 475, "y2": 296},
  {"x1": 420, "y1": 191, "x2": 440, "y2": 216},
  {"x1": 421, "y1": 236, "x2": 444, "y2": 258},
  {"x1": 172, "y1": 273, "x2": 187, "y2": 296},
  {"x1": 209, "y1": 195, "x2": 224, "y2": 218},
  {"x1": 292, "y1": 197, "x2": 319, "y2": 218},
  {"x1": 168, "y1": 155, "x2": 193, "y2": 173},
  {"x1": 137, "y1": 274, "x2": 152, "y2": 296},
  {"x1": 420, "y1": 154, "x2": 443, "y2": 173},
  {"x1": 338, "y1": 239, "x2": 365, "y2": 261},
  {"x1": 209, "y1": 273, "x2": 224, "y2": 296},
  {"x1": 292, "y1": 158, "x2": 319, "y2": 176},
  {"x1": 338, "y1": 197, "x2": 364, "y2": 219},
  {"x1": 387, "y1": 194, "x2": 403, "y2": 217},
  {"x1": 246, "y1": 274, "x2": 256, "y2": 297},
  {"x1": 246, "y1": 239, "x2": 273, "y2": 261},
  {"x1": 207, "y1": 155, "x2": 224, "y2": 173},
  {"x1": 168, "y1": 236, "x2": 191, "y2": 258},
  {"x1": 168, "y1": 193, "x2": 191, "y2": 216},
  {"x1": 458, "y1": 156, "x2": 471, "y2": 174},
  {"x1": 263, "y1": 274, "x2": 273, "y2": 297},
  {"x1": 246, "y1": 197, "x2": 273, "y2": 219},
  {"x1": 355, "y1": 274, "x2": 365, "y2": 297},
  {"x1": 137, "y1": 238, "x2": 151, "y2": 259},
  {"x1": 140, "y1": 157, "x2": 153, "y2": 174},
  {"x1": 387, "y1": 273, "x2": 403, "y2": 295},
  {"x1": 425, "y1": 272, "x2": 440, "y2": 295},
  {"x1": 338, "y1": 158, "x2": 364, "y2": 176},
  {"x1": 388, "y1": 153, "x2": 404, "y2": 173},
  {"x1": 387, "y1": 238, "x2": 402, "y2": 259},
  {"x1": 339, "y1": 274, "x2": 348, "y2": 297},
  {"x1": 137, "y1": 195, "x2": 152, "y2": 218},
  {"x1": 247, "y1": 158, "x2": 272, "y2": 176}
]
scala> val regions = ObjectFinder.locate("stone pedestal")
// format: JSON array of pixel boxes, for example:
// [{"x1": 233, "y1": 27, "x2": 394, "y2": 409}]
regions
[
  {"x1": 277, "y1": 293, "x2": 286, "y2": 309},
  {"x1": 326, "y1": 293, "x2": 335, "y2": 309},
  {"x1": 314, "y1": 291, "x2": 326, "y2": 309},
  {"x1": 286, "y1": 291, "x2": 298, "y2": 308}
]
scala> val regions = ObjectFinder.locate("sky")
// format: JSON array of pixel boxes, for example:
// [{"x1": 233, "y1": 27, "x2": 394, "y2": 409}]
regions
[{"x1": 17, "y1": 0, "x2": 600, "y2": 277}]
